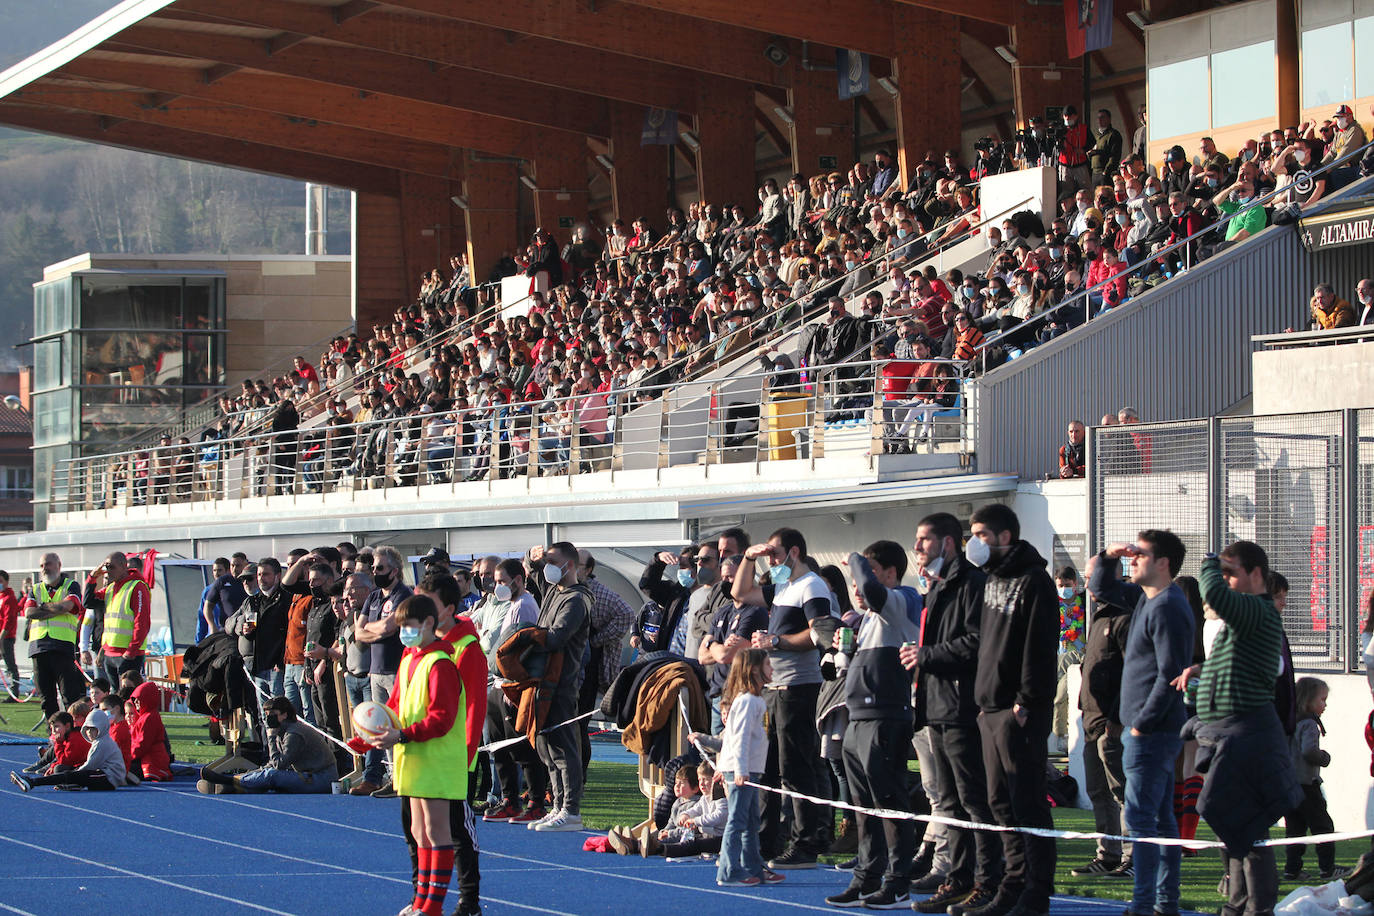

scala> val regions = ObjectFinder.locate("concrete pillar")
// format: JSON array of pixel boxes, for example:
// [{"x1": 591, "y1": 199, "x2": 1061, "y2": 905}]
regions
[
  {"x1": 609, "y1": 104, "x2": 671, "y2": 225},
  {"x1": 693, "y1": 77, "x2": 757, "y2": 207},
  {"x1": 891, "y1": 5, "x2": 963, "y2": 190},
  {"x1": 529, "y1": 131, "x2": 591, "y2": 250},
  {"x1": 1011, "y1": 1, "x2": 1083, "y2": 131},
  {"x1": 789, "y1": 66, "x2": 854, "y2": 176},
  {"x1": 1276, "y1": 0, "x2": 1300, "y2": 128}
]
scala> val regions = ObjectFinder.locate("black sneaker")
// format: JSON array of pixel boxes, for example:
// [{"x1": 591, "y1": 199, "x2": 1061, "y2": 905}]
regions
[
  {"x1": 1106, "y1": 857, "x2": 1134, "y2": 879},
  {"x1": 1318, "y1": 866, "x2": 1352, "y2": 880},
  {"x1": 860, "y1": 885, "x2": 909, "y2": 910},
  {"x1": 9, "y1": 771, "x2": 32, "y2": 792},
  {"x1": 826, "y1": 882, "x2": 880, "y2": 908},
  {"x1": 450, "y1": 904, "x2": 483, "y2": 916},
  {"x1": 914, "y1": 881, "x2": 973, "y2": 914},
  {"x1": 767, "y1": 847, "x2": 818, "y2": 870},
  {"x1": 834, "y1": 856, "x2": 859, "y2": 872},
  {"x1": 912, "y1": 871, "x2": 947, "y2": 893},
  {"x1": 1070, "y1": 856, "x2": 1122, "y2": 877},
  {"x1": 949, "y1": 888, "x2": 1018, "y2": 916}
]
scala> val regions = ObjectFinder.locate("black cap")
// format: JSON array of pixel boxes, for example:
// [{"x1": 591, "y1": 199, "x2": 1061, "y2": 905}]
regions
[
  {"x1": 420, "y1": 547, "x2": 450, "y2": 567},
  {"x1": 1165, "y1": 145, "x2": 1186, "y2": 163}
]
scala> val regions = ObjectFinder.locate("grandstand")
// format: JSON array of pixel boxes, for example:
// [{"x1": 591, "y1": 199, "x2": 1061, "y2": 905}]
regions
[{"x1": 1, "y1": 0, "x2": 1373, "y2": 885}]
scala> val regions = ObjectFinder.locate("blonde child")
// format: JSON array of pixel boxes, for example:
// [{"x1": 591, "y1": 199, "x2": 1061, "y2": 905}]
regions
[
  {"x1": 700, "y1": 648, "x2": 778, "y2": 887},
  {"x1": 1283, "y1": 677, "x2": 1350, "y2": 880}
]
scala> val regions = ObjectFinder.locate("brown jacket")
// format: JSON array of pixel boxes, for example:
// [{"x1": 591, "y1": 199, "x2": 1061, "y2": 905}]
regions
[
  {"x1": 496, "y1": 626, "x2": 565, "y2": 745},
  {"x1": 621, "y1": 661, "x2": 710, "y2": 756}
]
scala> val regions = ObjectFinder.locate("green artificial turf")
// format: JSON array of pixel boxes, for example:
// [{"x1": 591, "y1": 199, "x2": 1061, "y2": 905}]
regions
[{"x1": 1, "y1": 697, "x2": 229, "y2": 765}]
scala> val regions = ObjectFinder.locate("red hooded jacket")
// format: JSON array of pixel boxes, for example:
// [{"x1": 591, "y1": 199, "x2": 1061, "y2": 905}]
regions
[
  {"x1": 0, "y1": 587, "x2": 18, "y2": 639},
  {"x1": 129, "y1": 682, "x2": 172, "y2": 781},
  {"x1": 49, "y1": 727, "x2": 91, "y2": 773}
]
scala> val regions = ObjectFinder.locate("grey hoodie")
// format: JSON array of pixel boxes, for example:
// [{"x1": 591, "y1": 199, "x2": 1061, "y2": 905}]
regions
[{"x1": 80, "y1": 709, "x2": 127, "y2": 787}]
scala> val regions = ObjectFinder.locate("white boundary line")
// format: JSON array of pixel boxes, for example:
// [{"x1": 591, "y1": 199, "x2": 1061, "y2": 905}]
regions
[
  {"x1": 0, "y1": 902, "x2": 37, "y2": 916},
  {"x1": 176, "y1": 790, "x2": 839, "y2": 912},
  {"x1": 0, "y1": 832, "x2": 295, "y2": 915}
]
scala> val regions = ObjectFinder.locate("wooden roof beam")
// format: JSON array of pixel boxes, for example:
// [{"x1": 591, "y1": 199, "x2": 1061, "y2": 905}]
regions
[
  {"x1": 377, "y1": 0, "x2": 793, "y2": 87},
  {"x1": 0, "y1": 101, "x2": 401, "y2": 194},
  {"x1": 106, "y1": 24, "x2": 611, "y2": 136},
  {"x1": 619, "y1": 0, "x2": 895, "y2": 56},
  {"x1": 12, "y1": 80, "x2": 463, "y2": 179},
  {"x1": 166, "y1": 0, "x2": 704, "y2": 113},
  {"x1": 893, "y1": 0, "x2": 1014, "y2": 27}
]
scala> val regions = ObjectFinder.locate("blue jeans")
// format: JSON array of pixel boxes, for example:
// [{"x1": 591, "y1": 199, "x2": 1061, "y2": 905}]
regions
[
  {"x1": 1123, "y1": 729, "x2": 1184, "y2": 915},
  {"x1": 238, "y1": 765, "x2": 334, "y2": 794},
  {"x1": 717, "y1": 772, "x2": 763, "y2": 884},
  {"x1": 284, "y1": 664, "x2": 316, "y2": 725},
  {"x1": 254, "y1": 668, "x2": 284, "y2": 702}
]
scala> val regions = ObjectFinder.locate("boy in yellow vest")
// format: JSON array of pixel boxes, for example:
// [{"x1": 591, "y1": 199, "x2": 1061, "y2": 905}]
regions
[{"x1": 363, "y1": 595, "x2": 471, "y2": 916}]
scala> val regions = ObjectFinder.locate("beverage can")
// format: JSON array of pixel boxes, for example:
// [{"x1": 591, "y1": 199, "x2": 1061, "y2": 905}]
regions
[{"x1": 838, "y1": 627, "x2": 855, "y2": 654}]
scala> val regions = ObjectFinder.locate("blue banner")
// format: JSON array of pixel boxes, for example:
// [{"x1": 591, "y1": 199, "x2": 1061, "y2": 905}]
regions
[
  {"x1": 640, "y1": 107, "x2": 678, "y2": 146},
  {"x1": 836, "y1": 49, "x2": 869, "y2": 100},
  {"x1": 1065, "y1": 0, "x2": 1114, "y2": 57}
]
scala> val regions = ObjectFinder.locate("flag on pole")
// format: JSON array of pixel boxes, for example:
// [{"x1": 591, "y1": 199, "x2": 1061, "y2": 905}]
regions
[
  {"x1": 1065, "y1": 0, "x2": 1114, "y2": 58},
  {"x1": 640, "y1": 107, "x2": 679, "y2": 146},
  {"x1": 836, "y1": 49, "x2": 869, "y2": 100}
]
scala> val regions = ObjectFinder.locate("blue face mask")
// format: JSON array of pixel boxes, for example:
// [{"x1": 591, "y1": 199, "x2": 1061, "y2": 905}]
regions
[
  {"x1": 896, "y1": 229, "x2": 908, "y2": 239},
  {"x1": 399, "y1": 626, "x2": 423, "y2": 648},
  {"x1": 768, "y1": 563, "x2": 792, "y2": 586},
  {"x1": 1049, "y1": 247, "x2": 1063, "y2": 260},
  {"x1": 677, "y1": 569, "x2": 695, "y2": 588}
]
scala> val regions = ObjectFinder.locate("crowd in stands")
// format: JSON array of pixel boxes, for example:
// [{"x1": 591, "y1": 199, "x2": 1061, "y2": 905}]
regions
[
  {"x1": 91, "y1": 101, "x2": 1374, "y2": 502},
  {"x1": 9, "y1": 512, "x2": 1369, "y2": 916}
]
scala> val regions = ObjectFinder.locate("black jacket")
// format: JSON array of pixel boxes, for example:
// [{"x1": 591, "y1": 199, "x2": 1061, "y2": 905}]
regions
[
  {"x1": 182, "y1": 632, "x2": 255, "y2": 717},
  {"x1": 636, "y1": 557, "x2": 690, "y2": 654},
  {"x1": 974, "y1": 541, "x2": 1059, "y2": 714},
  {"x1": 914, "y1": 555, "x2": 985, "y2": 727},
  {"x1": 1077, "y1": 598, "x2": 1132, "y2": 740},
  {"x1": 225, "y1": 588, "x2": 292, "y2": 675}
]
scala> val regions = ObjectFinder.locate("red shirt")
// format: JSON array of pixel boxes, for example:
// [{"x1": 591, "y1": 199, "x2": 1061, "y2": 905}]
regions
[
  {"x1": 295, "y1": 362, "x2": 319, "y2": 385},
  {"x1": 0, "y1": 587, "x2": 17, "y2": 638},
  {"x1": 879, "y1": 360, "x2": 917, "y2": 400},
  {"x1": 49, "y1": 729, "x2": 90, "y2": 773},
  {"x1": 440, "y1": 616, "x2": 489, "y2": 766}
]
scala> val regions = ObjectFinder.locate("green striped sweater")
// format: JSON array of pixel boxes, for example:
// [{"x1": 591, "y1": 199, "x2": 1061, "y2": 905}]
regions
[{"x1": 1196, "y1": 556, "x2": 1283, "y2": 721}]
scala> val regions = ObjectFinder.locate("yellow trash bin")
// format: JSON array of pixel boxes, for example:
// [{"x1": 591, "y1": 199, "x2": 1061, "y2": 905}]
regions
[{"x1": 764, "y1": 394, "x2": 810, "y2": 460}]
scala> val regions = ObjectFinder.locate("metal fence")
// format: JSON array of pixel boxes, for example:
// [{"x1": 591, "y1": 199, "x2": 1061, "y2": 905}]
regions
[
  {"x1": 1090, "y1": 410, "x2": 1368, "y2": 673},
  {"x1": 50, "y1": 357, "x2": 976, "y2": 513}
]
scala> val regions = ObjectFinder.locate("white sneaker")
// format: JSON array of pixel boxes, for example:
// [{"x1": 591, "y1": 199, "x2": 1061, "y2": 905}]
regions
[
  {"x1": 534, "y1": 810, "x2": 583, "y2": 832},
  {"x1": 526, "y1": 807, "x2": 561, "y2": 830}
]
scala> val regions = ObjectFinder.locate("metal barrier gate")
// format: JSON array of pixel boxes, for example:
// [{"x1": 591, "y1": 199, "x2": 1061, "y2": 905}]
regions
[{"x1": 1090, "y1": 410, "x2": 1371, "y2": 673}]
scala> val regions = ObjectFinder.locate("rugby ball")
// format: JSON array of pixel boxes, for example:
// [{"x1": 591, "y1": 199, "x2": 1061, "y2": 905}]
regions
[{"x1": 351, "y1": 701, "x2": 399, "y2": 740}]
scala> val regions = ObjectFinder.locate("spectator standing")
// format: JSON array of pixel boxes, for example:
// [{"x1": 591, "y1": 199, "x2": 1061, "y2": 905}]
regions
[
  {"x1": 904, "y1": 513, "x2": 1003, "y2": 915},
  {"x1": 226, "y1": 558, "x2": 291, "y2": 701},
  {"x1": 525, "y1": 542, "x2": 592, "y2": 832},
  {"x1": 1282, "y1": 677, "x2": 1350, "y2": 881},
  {"x1": 94, "y1": 552, "x2": 151, "y2": 684},
  {"x1": 23, "y1": 552, "x2": 85, "y2": 719},
  {"x1": 198, "y1": 557, "x2": 247, "y2": 644},
  {"x1": 1093, "y1": 532, "x2": 1195, "y2": 916},
  {"x1": 956, "y1": 504, "x2": 1058, "y2": 916},
  {"x1": 735, "y1": 527, "x2": 836, "y2": 869},
  {"x1": 1071, "y1": 553, "x2": 1134, "y2": 880},
  {"x1": 1057, "y1": 106, "x2": 1092, "y2": 199},
  {"x1": 1051, "y1": 566, "x2": 1085, "y2": 755},
  {"x1": 1089, "y1": 110, "x2": 1123, "y2": 187},
  {"x1": 1189, "y1": 542, "x2": 1303, "y2": 916},
  {"x1": 0, "y1": 570, "x2": 18, "y2": 686},
  {"x1": 824, "y1": 543, "x2": 920, "y2": 909},
  {"x1": 574, "y1": 550, "x2": 635, "y2": 779},
  {"x1": 351, "y1": 545, "x2": 411, "y2": 797},
  {"x1": 1059, "y1": 420, "x2": 1086, "y2": 478}
]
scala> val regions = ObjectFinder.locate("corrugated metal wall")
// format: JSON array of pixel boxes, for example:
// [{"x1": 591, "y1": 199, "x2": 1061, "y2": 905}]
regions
[{"x1": 976, "y1": 186, "x2": 1374, "y2": 481}]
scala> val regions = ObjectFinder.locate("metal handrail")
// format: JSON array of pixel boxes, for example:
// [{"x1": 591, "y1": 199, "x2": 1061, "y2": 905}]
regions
[
  {"x1": 50, "y1": 355, "x2": 974, "y2": 512},
  {"x1": 976, "y1": 134, "x2": 1374, "y2": 351}
]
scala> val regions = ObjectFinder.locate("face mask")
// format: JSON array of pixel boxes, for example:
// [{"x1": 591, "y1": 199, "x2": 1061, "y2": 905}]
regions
[
  {"x1": 965, "y1": 536, "x2": 991, "y2": 568},
  {"x1": 768, "y1": 563, "x2": 792, "y2": 586},
  {"x1": 480, "y1": 575, "x2": 494, "y2": 593},
  {"x1": 1206, "y1": 178, "x2": 1218, "y2": 188},
  {"x1": 896, "y1": 229, "x2": 908, "y2": 239},
  {"x1": 1294, "y1": 150, "x2": 1308, "y2": 165},
  {"x1": 1361, "y1": 291, "x2": 1373, "y2": 306},
  {"x1": 1338, "y1": 118, "x2": 1351, "y2": 129},
  {"x1": 1049, "y1": 247, "x2": 1063, "y2": 260},
  {"x1": 1057, "y1": 586, "x2": 1076, "y2": 601},
  {"x1": 1115, "y1": 214, "x2": 1129, "y2": 227},
  {"x1": 311, "y1": 585, "x2": 331, "y2": 601},
  {"x1": 399, "y1": 626, "x2": 423, "y2": 648},
  {"x1": 676, "y1": 568, "x2": 696, "y2": 588},
  {"x1": 543, "y1": 563, "x2": 564, "y2": 587},
  {"x1": 493, "y1": 583, "x2": 512, "y2": 602},
  {"x1": 1241, "y1": 149, "x2": 1254, "y2": 161},
  {"x1": 925, "y1": 555, "x2": 945, "y2": 579},
  {"x1": 374, "y1": 570, "x2": 394, "y2": 589},
  {"x1": 1235, "y1": 195, "x2": 1252, "y2": 206},
  {"x1": 845, "y1": 260, "x2": 857, "y2": 271},
  {"x1": 1017, "y1": 284, "x2": 1031, "y2": 296},
  {"x1": 1076, "y1": 200, "x2": 1087, "y2": 212},
  {"x1": 697, "y1": 565, "x2": 719, "y2": 586}
]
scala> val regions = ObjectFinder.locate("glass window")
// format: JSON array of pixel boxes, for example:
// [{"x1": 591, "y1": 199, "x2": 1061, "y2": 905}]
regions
[
  {"x1": 183, "y1": 279, "x2": 214, "y2": 330},
  {"x1": 34, "y1": 338, "x2": 67, "y2": 392},
  {"x1": 1149, "y1": 57, "x2": 1210, "y2": 139},
  {"x1": 183, "y1": 333, "x2": 225, "y2": 387},
  {"x1": 79, "y1": 277, "x2": 182, "y2": 330},
  {"x1": 1356, "y1": 16, "x2": 1374, "y2": 98},
  {"x1": 1211, "y1": 41, "x2": 1277, "y2": 126},
  {"x1": 34, "y1": 279, "x2": 72, "y2": 337},
  {"x1": 1302, "y1": 22, "x2": 1354, "y2": 108},
  {"x1": 77, "y1": 330, "x2": 183, "y2": 383},
  {"x1": 31, "y1": 391, "x2": 73, "y2": 448},
  {"x1": 0, "y1": 466, "x2": 34, "y2": 499}
]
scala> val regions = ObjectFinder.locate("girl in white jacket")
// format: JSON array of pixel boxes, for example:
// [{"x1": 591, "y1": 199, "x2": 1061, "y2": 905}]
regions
[{"x1": 710, "y1": 649, "x2": 778, "y2": 887}]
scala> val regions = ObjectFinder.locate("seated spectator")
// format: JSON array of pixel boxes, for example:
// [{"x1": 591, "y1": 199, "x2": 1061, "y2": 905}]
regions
[
  {"x1": 128, "y1": 681, "x2": 172, "y2": 781},
  {"x1": 10, "y1": 708, "x2": 127, "y2": 792},
  {"x1": 1208, "y1": 177, "x2": 1268, "y2": 252},
  {"x1": 1310, "y1": 282, "x2": 1355, "y2": 329},
  {"x1": 198, "y1": 696, "x2": 336, "y2": 794}
]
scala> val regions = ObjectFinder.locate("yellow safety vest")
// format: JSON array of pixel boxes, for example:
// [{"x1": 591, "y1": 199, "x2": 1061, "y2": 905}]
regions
[
  {"x1": 101, "y1": 578, "x2": 146, "y2": 652},
  {"x1": 29, "y1": 578, "x2": 78, "y2": 645},
  {"x1": 394, "y1": 634, "x2": 474, "y2": 801}
]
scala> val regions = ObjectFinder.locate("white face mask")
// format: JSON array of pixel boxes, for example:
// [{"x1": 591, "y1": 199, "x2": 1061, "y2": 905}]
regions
[
  {"x1": 1294, "y1": 149, "x2": 1308, "y2": 165},
  {"x1": 543, "y1": 563, "x2": 564, "y2": 587},
  {"x1": 924, "y1": 555, "x2": 945, "y2": 579},
  {"x1": 965, "y1": 537, "x2": 991, "y2": 568},
  {"x1": 1360, "y1": 291, "x2": 1373, "y2": 306},
  {"x1": 493, "y1": 583, "x2": 513, "y2": 602}
]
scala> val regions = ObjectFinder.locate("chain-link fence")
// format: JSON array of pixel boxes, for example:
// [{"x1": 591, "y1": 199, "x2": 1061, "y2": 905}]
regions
[{"x1": 1091, "y1": 410, "x2": 1361, "y2": 673}]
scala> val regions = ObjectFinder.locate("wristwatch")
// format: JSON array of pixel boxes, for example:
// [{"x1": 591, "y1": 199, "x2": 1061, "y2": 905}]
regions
[{"x1": 770, "y1": 634, "x2": 781, "y2": 650}]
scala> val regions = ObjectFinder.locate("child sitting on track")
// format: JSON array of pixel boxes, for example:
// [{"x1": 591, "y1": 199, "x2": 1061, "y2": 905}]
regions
[
  {"x1": 128, "y1": 681, "x2": 172, "y2": 781},
  {"x1": 21, "y1": 711, "x2": 89, "y2": 776},
  {"x1": 359, "y1": 595, "x2": 474, "y2": 916},
  {"x1": 10, "y1": 707, "x2": 126, "y2": 792},
  {"x1": 99, "y1": 694, "x2": 138, "y2": 785}
]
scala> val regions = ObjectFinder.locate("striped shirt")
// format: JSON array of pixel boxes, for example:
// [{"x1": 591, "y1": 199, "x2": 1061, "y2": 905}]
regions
[{"x1": 1196, "y1": 556, "x2": 1282, "y2": 721}]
